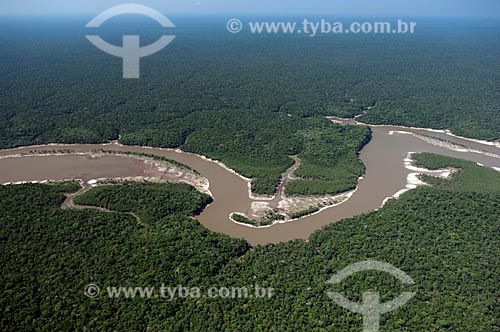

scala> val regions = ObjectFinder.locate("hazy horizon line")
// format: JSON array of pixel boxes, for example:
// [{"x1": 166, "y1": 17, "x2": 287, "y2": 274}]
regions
[{"x1": 1, "y1": 12, "x2": 500, "y2": 19}]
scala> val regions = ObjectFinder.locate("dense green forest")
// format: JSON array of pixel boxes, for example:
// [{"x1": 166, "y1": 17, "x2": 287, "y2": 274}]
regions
[
  {"x1": 413, "y1": 152, "x2": 500, "y2": 194},
  {"x1": 286, "y1": 123, "x2": 370, "y2": 196},
  {"x1": 178, "y1": 111, "x2": 370, "y2": 195},
  {"x1": 74, "y1": 182, "x2": 213, "y2": 224},
  {"x1": 3, "y1": 18, "x2": 500, "y2": 145},
  {"x1": 1, "y1": 154, "x2": 499, "y2": 331}
]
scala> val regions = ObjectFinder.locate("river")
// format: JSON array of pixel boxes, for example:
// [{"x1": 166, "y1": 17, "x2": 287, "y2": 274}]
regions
[{"x1": 1, "y1": 120, "x2": 499, "y2": 245}]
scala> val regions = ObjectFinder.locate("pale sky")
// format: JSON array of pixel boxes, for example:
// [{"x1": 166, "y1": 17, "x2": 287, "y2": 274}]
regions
[{"x1": 1, "y1": 0, "x2": 499, "y2": 17}]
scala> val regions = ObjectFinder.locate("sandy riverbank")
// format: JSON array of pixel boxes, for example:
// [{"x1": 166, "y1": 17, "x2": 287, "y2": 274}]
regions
[
  {"x1": 0, "y1": 151, "x2": 211, "y2": 196},
  {"x1": 380, "y1": 152, "x2": 457, "y2": 207}
]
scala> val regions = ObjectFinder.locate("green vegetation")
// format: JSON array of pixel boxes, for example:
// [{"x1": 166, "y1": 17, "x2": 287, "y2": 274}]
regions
[
  {"x1": 286, "y1": 124, "x2": 370, "y2": 196},
  {"x1": 47, "y1": 180, "x2": 82, "y2": 193},
  {"x1": 231, "y1": 213, "x2": 272, "y2": 227},
  {"x1": 231, "y1": 213, "x2": 256, "y2": 224},
  {"x1": 413, "y1": 152, "x2": 500, "y2": 194},
  {"x1": 74, "y1": 182, "x2": 212, "y2": 224},
  {"x1": 117, "y1": 109, "x2": 370, "y2": 196},
  {"x1": 1, "y1": 154, "x2": 499, "y2": 331},
  {"x1": 178, "y1": 111, "x2": 370, "y2": 195},
  {"x1": 0, "y1": 182, "x2": 249, "y2": 332},
  {"x1": 178, "y1": 109, "x2": 302, "y2": 195},
  {"x1": 289, "y1": 206, "x2": 321, "y2": 219},
  {"x1": 258, "y1": 211, "x2": 286, "y2": 225},
  {"x1": 232, "y1": 211, "x2": 285, "y2": 227},
  {"x1": 1, "y1": 21, "x2": 499, "y2": 144}
]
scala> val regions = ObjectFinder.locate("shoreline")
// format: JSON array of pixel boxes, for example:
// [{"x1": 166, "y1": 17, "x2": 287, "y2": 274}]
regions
[
  {"x1": 380, "y1": 152, "x2": 456, "y2": 207},
  {"x1": 389, "y1": 130, "x2": 500, "y2": 161},
  {"x1": 0, "y1": 143, "x2": 342, "y2": 207},
  {"x1": 228, "y1": 187, "x2": 358, "y2": 229},
  {"x1": 0, "y1": 147, "x2": 361, "y2": 230},
  {"x1": 2, "y1": 117, "x2": 498, "y2": 231},
  {"x1": 0, "y1": 151, "x2": 212, "y2": 196},
  {"x1": 2, "y1": 117, "x2": 500, "y2": 236},
  {"x1": 329, "y1": 116, "x2": 500, "y2": 149}
]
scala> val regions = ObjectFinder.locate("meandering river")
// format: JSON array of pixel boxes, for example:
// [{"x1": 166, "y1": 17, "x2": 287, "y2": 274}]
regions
[{"x1": 1, "y1": 120, "x2": 499, "y2": 245}]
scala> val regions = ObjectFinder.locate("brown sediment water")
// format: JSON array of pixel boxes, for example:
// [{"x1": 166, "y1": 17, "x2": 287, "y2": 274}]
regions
[
  {"x1": 0, "y1": 154, "x2": 148, "y2": 183},
  {"x1": 0, "y1": 123, "x2": 499, "y2": 246}
]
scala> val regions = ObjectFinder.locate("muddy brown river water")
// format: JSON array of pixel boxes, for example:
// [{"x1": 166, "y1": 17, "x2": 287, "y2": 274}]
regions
[{"x1": 1, "y1": 121, "x2": 499, "y2": 245}]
